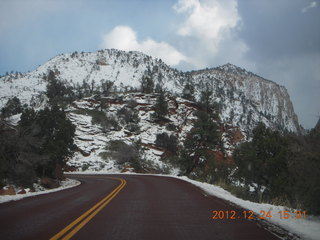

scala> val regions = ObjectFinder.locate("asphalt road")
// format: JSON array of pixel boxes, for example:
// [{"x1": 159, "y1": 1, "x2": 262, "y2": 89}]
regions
[{"x1": 0, "y1": 174, "x2": 281, "y2": 240}]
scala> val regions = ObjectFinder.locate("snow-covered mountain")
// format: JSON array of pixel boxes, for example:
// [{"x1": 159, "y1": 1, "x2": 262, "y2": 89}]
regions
[
  {"x1": 0, "y1": 49, "x2": 300, "y2": 135},
  {"x1": 190, "y1": 63, "x2": 300, "y2": 134},
  {"x1": 0, "y1": 49, "x2": 301, "y2": 171}
]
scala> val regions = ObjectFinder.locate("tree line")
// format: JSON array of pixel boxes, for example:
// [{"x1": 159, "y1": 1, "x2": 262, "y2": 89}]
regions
[
  {"x1": 233, "y1": 122, "x2": 320, "y2": 214},
  {"x1": 0, "y1": 96, "x2": 75, "y2": 188}
]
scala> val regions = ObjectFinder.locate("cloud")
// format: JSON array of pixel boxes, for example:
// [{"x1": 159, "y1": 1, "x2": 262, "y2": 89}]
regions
[
  {"x1": 258, "y1": 53, "x2": 320, "y2": 129},
  {"x1": 173, "y1": 0, "x2": 241, "y2": 51},
  {"x1": 172, "y1": 0, "x2": 252, "y2": 70},
  {"x1": 101, "y1": 26, "x2": 187, "y2": 66},
  {"x1": 101, "y1": 1, "x2": 252, "y2": 70},
  {"x1": 302, "y1": 1, "x2": 317, "y2": 13}
]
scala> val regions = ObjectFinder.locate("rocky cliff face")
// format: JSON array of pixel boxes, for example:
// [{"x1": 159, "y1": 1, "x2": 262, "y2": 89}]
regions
[
  {"x1": 0, "y1": 48, "x2": 300, "y2": 135},
  {"x1": 189, "y1": 63, "x2": 300, "y2": 134}
]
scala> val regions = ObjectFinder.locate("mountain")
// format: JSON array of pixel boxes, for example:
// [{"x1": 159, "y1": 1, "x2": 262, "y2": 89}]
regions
[
  {"x1": 190, "y1": 63, "x2": 300, "y2": 134},
  {"x1": 0, "y1": 49, "x2": 300, "y2": 133},
  {"x1": 0, "y1": 49, "x2": 301, "y2": 171}
]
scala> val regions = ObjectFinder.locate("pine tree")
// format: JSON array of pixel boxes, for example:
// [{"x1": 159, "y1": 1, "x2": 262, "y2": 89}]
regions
[
  {"x1": 233, "y1": 123, "x2": 289, "y2": 201},
  {"x1": 179, "y1": 82, "x2": 221, "y2": 176},
  {"x1": 101, "y1": 80, "x2": 114, "y2": 96},
  {"x1": 20, "y1": 105, "x2": 76, "y2": 179},
  {"x1": 286, "y1": 121, "x2": 320, "y2": 214},
  {"x1": 0, "y1": 106, "x2": 76, "y2": 186},
  {"x1": 180, "y1": 110, "x2": 219, "y2": 174},
  {"x1": 141, "y1": 75, "x2": 154, "y2": 93},
  {"x1": 1, "y1": 97, "x2": 23, "y2": 118},
  {"x1": 155, "y1": 133, "x2": 178, "y2": 155},
  {"x1": 153, "y1": 88, "x2": 168, "y2": 120},
  {"x1": 182, "y1": 80, "x2": 195, "y2": 101},
  {"x1": 46, "y1": 71, "x2": 74, "y2": 105},
  {"x1": 199, "y1": 84, "x2": 213, "y2": 113}
]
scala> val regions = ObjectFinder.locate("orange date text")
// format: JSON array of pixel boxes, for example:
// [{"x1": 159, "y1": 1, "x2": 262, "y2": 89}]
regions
[{"x1": 211, "y1": 210, "x2": 307, "y2": 220}]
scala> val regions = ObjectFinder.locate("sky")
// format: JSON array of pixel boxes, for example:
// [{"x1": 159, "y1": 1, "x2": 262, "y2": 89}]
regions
[{"x1": 0, "y1": 0, "x2": 319, "y2": 129}]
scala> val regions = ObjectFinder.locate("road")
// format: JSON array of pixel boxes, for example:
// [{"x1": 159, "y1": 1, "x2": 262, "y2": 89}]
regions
[{"x1": 0, "y1": 174, "x2": 281, "y2": 240}]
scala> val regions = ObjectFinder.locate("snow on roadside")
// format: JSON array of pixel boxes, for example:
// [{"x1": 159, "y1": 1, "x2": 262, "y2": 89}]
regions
[
  {"x1": 177, "y1": 176, "x2": 320, "y2": 240},
  {"x1": 3, "y1": 169, "x2": 317, "y2": 239},
  {"x1": 0, "y1": 178, "x2": 81, "y2": 204}
]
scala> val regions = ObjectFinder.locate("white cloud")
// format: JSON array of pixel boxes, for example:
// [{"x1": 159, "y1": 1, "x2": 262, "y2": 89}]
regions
[
  {"x1": 302, "y1": 1, "x2": 317, "y2": 13},
  {"x1": 100, "y1": 1, "x2": 253, "y2": 71},
  {"x1": 173, "y1": 0, "x2": 240, "y2": 51},
  {"x1": 173, "y1": 0, "x2": 252, "y2": 70},
  {"x1": 101, "y1": 26, "x2": 187, "y2": 66}
]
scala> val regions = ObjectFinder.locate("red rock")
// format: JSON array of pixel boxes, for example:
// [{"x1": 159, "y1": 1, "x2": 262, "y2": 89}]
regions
[{"x1": 0, "y1": 186, "x2": 16, "y2": 195}]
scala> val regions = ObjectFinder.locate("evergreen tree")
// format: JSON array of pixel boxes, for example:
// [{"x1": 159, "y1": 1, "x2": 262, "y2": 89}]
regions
[
  {"x1": 180, "y1": 110, "x2": 219, "y2": 174},
  {"x1": 233, "y1": 123, "x2": 289, "y2": 201},
  {"x1": 182, "y1": 82, "x2": 195, "y2": 101},
  {"x1": 20, "y1": 106, "x2": 76, "y2": 179},
  {"x1": 286, "y1": 122, "x2": 320, "y2": 214},
  {"x1": 154, "y1": 83, "x2": 162, "y2": 93},
  {"x1": 1, "y1": 97, "x2": 23, "y2": 118},
  {"x1": 46, "y1": 71, "x2": 74, "y2": 105},
  {"x1": 90, "y1": 80, "x2": 96, "y2": 95},
  {"x1": 199, "y1": 84, "x2": 214, "y2": 113},
  {"x1": 141, "y1": 75, "x2": 154, "y2": 93},
  {"x1": 0, "y1": 120, "x2": 18, "y2": 186},
  {"x1": 101, "y1": 80, "x2": 114, "y2": 96},
  {"x1": 153, "y1": 88, "x2": 168, "y2": 120},
  {"x1": 36, "y1": 106, "x2": 75, "y2": 178},
  {"x1": 179, "y1": 82, "x2": 221, "y2": 176},
  {"x1": 80, "y1": 80, "x2": 91, "y2": 97},
  {"x1": 0, "y1": 106, "x2": 75, "y2": 186},
  {"x1": 74, "y1": 82, "x2": 84, "y2": 99},
  {"x1": 155, "y1": 132, "x2": 178, "y2": 155},
  {"x1": 20, "y1": 108, "x2": 36, "y2": 127}
]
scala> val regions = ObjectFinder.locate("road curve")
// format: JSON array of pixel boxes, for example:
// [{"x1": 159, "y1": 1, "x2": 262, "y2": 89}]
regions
[{"x1": 0, "y1": 174, "x2": 280, "y2": 240}]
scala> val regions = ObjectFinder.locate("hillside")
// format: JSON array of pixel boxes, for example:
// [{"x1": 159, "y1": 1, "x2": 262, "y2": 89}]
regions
[
  {"x1": 0, "y1": 49, "x2": 300, "y2": 133},
  {"x1": 0, "y1": 49, "x2": 301, "y2": 172}
]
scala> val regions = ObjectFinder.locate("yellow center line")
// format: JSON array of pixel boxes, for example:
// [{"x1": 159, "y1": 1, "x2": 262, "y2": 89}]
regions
[{"x1": 50, "y1": 177, "x2": 126, "y2": 240}]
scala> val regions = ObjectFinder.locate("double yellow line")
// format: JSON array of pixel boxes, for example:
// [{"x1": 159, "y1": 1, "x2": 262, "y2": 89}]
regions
[{"x1": 50, "y1": 177, "x2": 126, "y2": 240}]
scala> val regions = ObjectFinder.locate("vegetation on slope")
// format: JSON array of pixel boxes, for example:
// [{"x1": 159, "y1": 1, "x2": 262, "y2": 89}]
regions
[
  {"x1": 0, "y1": 68, "x2": 319, "y2": 216},
  {"x1": 233, "y1": 123, "x2": 320, "y2": 215}
]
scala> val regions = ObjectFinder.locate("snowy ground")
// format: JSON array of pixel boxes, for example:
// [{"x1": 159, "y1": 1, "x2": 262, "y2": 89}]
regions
[
  {"x1": 66, "y1": 171, "x2": 320, "y2": 240},
  {"x1": 0, "y1": 178, "x2": 81, "y2": 203}
]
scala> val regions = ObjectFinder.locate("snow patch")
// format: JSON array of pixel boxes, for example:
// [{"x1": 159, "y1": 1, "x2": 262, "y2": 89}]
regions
[
  {"x1": 177, "y1": 176, "x2": 320, "y2": 240},
  {"x1": 0, "y1": 178, "x2": 81, "y2": 203}
]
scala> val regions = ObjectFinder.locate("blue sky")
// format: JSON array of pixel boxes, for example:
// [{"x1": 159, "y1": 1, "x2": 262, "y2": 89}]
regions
[{"x1": 0, "y1": 0, "x2": 319, "y2": 129}]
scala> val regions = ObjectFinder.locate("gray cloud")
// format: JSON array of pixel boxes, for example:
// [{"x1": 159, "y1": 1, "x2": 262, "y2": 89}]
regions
[
  {"x1": 256, "y1": 54, "x2": 320, "y2": 129},
  {"x1": 302, "y1": 1, "x2": 317, "y2": 13},
  {"x1": 239, "y1": 1, "x2": 320, "y2": 60},
  {"x1": 235, "y1": 0, "x2": 320, "y2": 129}
]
